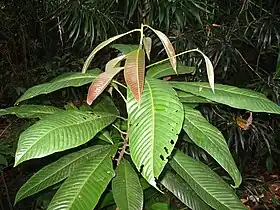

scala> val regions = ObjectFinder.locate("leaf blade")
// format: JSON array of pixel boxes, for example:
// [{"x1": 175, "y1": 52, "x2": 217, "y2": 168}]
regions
[{"x1": 143, "y1": 37, "x2": 152, "y2": 60}]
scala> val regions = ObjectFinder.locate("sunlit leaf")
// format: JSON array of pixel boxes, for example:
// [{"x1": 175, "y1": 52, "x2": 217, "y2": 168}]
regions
[
  {"x1": 146, "y1": 26, "x2": 176, "y2": 73},
  {"x1": 161, "y1": 171, "x2": 209, "y2": 210},
  {"x1": 15, "y1": 145, "x2": 110, "y2": 203},
  {"x1": 14, "y1": 110, "x2": 116, "y2": 166},
  {"x1": 87, "y1": 55, "x2": 126, "y2": 105},
  {"x1": 170, "y1": 151, "x2": 247, "y2": 210},
  {"x1": 183, "y1": 105, "x2": 242, "y2": 187},
  {"x1": 147, "y1": 62, "x2": 195, "y2": 79},
  {"x1": 0, "y1": 105, "x2": 61, "y2": 119},
  {"x1": 124, "y1": 49, "x2": 145, "y2": 102},
  {"x1": 143, "y1": 37, "x2": 152, "y2": 60},
  {"x1": 16, "y1": 70, "x2": 102, "y2": 104},
  {"x1": 47, "y1": 145, "x2": 117, "y2": 210},
  {"x1": 82, "y1": 29, "x2": 140, "y2": 73},
  {"x1": 170, "y1": 82, "x2": 280, "y2": 114},
  {"x1": 112, "y1": 159, "x2": 143, "y2": 210},
  {"x1": 127, "y1": 77, "x2": 184, "y2": 188}
]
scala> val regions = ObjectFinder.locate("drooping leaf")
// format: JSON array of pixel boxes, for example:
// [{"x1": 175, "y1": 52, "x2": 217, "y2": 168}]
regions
[
  {"x1": 110, "y1": 44, "x2": 139, "y2": 55},
  {"x1": 147, "y1": 62, "x2": 195, "y2": 79},
  {"x1": 161, "y1": 171, "x2": 209, "y2": 210},
  {"x1": 170, "y1": 82, "x2": 280, "y2": 114},
  {"x1": 127, "y1": 77, "x2": 184, "y2": 188},
  {"x1": 0, "y1": 105, "x2": 61, "y2": 119},
  {"x1": 170, "y1": 151, "x2": 247, "y2": 210},
  {"x1": 143, "y1": 37, "x2": 152, "y2": 60},
  {"x1": 87, "y1": 55, "x2": 126, "y2": 105},
  {"x1": 16, "y1": 70, "x2": 102, "y2": 104},
  {"x1": 146, "y1": 26, "x2": 177, "y2": 73},
  {"x1": 15, "y1": 145, "x2": 111, "y2": 203},
  {"x1": 82, "y1": 29, "x2": 140, "y2": 73},
  {"x1": 183, "y1": 105, "x2": 241, "y2": 187},
  {"x1": 177, "y1": 91, "x2": 212, "y2": 104},
  {"x1": 47, "y1": 145, "x2": 117, "y2": 210},
  {"x1": 112, "y1": 159, "x2": 143, "y2": 210},
  {"x1": 124, "y1": 49, "x2": 145, "y2": 102},
  {"x1": 14, "y1": 110, "x2": 116, "y2": 166}
]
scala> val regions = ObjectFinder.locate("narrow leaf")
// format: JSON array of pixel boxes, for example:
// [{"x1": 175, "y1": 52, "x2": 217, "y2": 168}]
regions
[
  {"x1": 170, "y1": 151, "x2": 247, "y2": 210},
  {"x1": 15, "y1": 145, "x2": 110, "y2": 203},
  {"x1": 143, "y1": 37, "x2": 152, "y2": 60},
  {"x1": 110, "y1": 44, "x2": 139, "y2": 55},
  {"x1": 124, "y1": 49, "x2": 145, "y2": 102},
  {"x1": 82, "y1": 29, "x2": 140, "y2": 73},
  {"x1": 161, "y1": 171, "x2": 210, "y2": 210},
  {"x1": 170, "y1": 82, "x2": 280, "y2": 114},
  {"x1": 147, "y1": 62, "x2": 195, "y2": 79},
  {"x1": 16, "y1": 70, "x2": 101, "y2": 104},
  {"x1": 47, "y1": 145, "x2": 117, "y2": 210},
  {"x1": 14, "y1": 110, "x2": 116, "y2": 166},
  {"x1": 0, "y1": 105, "x2": 60, "y2": 119},
  {"x1": 146, "y1": 26, "x2": 176, "y2": 73},
  {"x1": 112, "y1": 159, "x2": 143, "y2": 210},
  {"x1": 127, "y1": 77, "x2": 184, "y2": 188},
  {"x1": 183, "y1": 105, "x2": 242, "y2": 187},
  {"x1": 87, "y1": 55, "x2": 125, "y2": 105}
]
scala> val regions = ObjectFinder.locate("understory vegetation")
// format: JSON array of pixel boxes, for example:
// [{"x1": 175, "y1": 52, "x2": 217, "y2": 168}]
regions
[{"x1": 0, "y1": 0, "x2": 280, "y2": 210}]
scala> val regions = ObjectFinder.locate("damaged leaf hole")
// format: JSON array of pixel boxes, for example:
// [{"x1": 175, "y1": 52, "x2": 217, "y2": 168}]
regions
[
  {"x1": 170, "y1": 140, "x2": 174, "y2": 145},
  {"x1": 164, "y1": 147, "x2": 169, "y2": 154},
  {"x1": 140, "y1": 164, "x2": 144, "y2": 173},
  {"x1": 160, "y1": 155, "x2": 164, "y2": 161}
]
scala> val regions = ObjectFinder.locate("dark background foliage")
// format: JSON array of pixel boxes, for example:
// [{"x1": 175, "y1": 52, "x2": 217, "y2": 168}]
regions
[{"x1": 1, "y1": 0, "x2": 280, "y2": 209}]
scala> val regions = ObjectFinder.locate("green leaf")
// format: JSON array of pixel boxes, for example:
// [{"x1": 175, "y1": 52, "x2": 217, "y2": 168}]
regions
[
  {"x1": 82, "y1": 29, "x2": 140, "y2": 73},
  {"x1": 143, "y1": 37, "x2": 152, "y2": 60},
  {"x1": 47, "y1": 145, "x2": 117, "y2": 210},
  {"x1": 87, "y1": 56, "x2": 126, "y2": 105},
  {"x1": 275, "y1": 52, "x2": 280, "y2": 78},
  {"x1": 14, "y1": 110, "x2": 116, "y2": 166},
  {"x1": 170, "y1": 151, "x2": 247, "y2": 210},
  {"x1": 124, "y1": 49, "x2": 145, "y2": 102},
  {"x1": 112, "y1": 159, "x2": 143, "y2": 210},
  {"x1": 110, "y1": 44, "x2": 139, "y2": 55},
  {"x1": 16, "y1": 70, "x2": 101, "y2": 104},
  {"x1": 161, "y1": 171, "x2": 209, "y2": 210},
  {"x1": 97, "y1": 130, "x2": 114, "y2": 144},
  {"x1": 0, "y1": 105, "x2": 61, "y2": 119},
  {"x1": 177, "y1": 91, "x2": 212, "y2": 103},
  {"x1": 127, "y1": 77, "x2": 184, "y2": 188},
  {"x1": 15, "y1": 145, "x2": 110, "y2": 203},
  {"x1": 183, "y1": 105, "x2": 241, "y2": 187},
  {"x1": 90, "y1": 94, "x2": 120, "y2": 116},
  {"x1": 145, "y1": 26, "x2": 177, "y2": 73},
  {"x1": 0, "y1": 154, "x2": 8, "y2": 166},
  {"x1": 147, "y1": 62, "x2": 196, "y2": 79},
  {"x1": 170, "y1": 82, "x2": 280, "y2": 114},
  {"x1": 151, "y1": 203, "x2": 169, "y2": 210}
]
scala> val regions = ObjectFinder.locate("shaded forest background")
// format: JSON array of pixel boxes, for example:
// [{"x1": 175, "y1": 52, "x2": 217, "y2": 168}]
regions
[{"x1": 1, "y1": 0, "x2": 280, "y2": 209}]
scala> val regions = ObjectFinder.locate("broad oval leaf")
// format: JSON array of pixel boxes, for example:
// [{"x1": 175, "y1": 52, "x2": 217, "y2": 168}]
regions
[
  {"x1": 82, "y1": 29, "x2": 140, "y2": 73},
  {"x1": 124, "y1": 49, "x2": 145, "y2": 102},
  {"x1": 143, "y1": 37, "x2": 152, "y2": 60},
  {"x1": 112, "y1": 159, "x2": 143, "y2": 210},
  {"x1": 127, "y1": 77, "x2": 184, "y2": 188},
  {"x1": 146, "y1": 26, "x2": 177, "y2": 73},
  {"x1": 0, "y1": 105, "x2": 61, "y2": 119},
  {"x1": 15, "y1": 145, "x2": 111, "y2": 203},
  {"x1": 183, "y1": 105, "x2": 242, "y2": 187},
  {"x1": 16, "y1": 70, "x2": 101, "y2": 104},
  {"x1": 170, "y1": 151, "x2": 247, "y2": 210},
  {"x1": 47, "y1": 145, "x2": 117, "y2": 210},
  {"x1": 177, "y1": 91, "x2": 212, "y2": 104},
  {"x1": 170, "y1": 82, "x2": 280, "y2": 114},
  {"x1": 14, "y1": 110, "x2": 116, "y2": 166},
  {"x1": 110, "y1": 44, "x2": 139, "y2": 55},
  {"x1": 87, "y1": 56, "x2": 126, "y2": 105},
  {"x1": 161, "y1": 170, "x2": 210, "y2": 210},
  {"x1": 147, "y1": 62, "x2": 196, "y2": 79}
]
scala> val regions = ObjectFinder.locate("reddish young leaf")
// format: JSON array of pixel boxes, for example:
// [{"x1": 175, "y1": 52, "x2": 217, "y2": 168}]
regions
[
  {"x1": 87, "y1": 55, "x2": 125, "y2": 105},
  {"x1": 124, "y1": 49, "x2": 145, "y2": 102}
]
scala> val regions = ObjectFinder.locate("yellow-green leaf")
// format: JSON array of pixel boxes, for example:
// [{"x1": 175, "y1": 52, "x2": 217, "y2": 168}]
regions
[{"x1": 143, "y1": 37, "x2": 152, "y2": 60}]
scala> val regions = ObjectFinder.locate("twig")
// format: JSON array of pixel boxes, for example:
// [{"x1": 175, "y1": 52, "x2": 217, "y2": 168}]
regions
[
  {"x1": 1, "y1": 172, "x2": 13, "y2": 210},
  {"x1": 112, "y1": 124, "x2": 127, "y2": 135},
  {"x1": 0, "y1": 122, "x2": 13, "y2": 138},
  {"x1": 116, "y1": 135, "x2": 128, "y2": 165}
]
